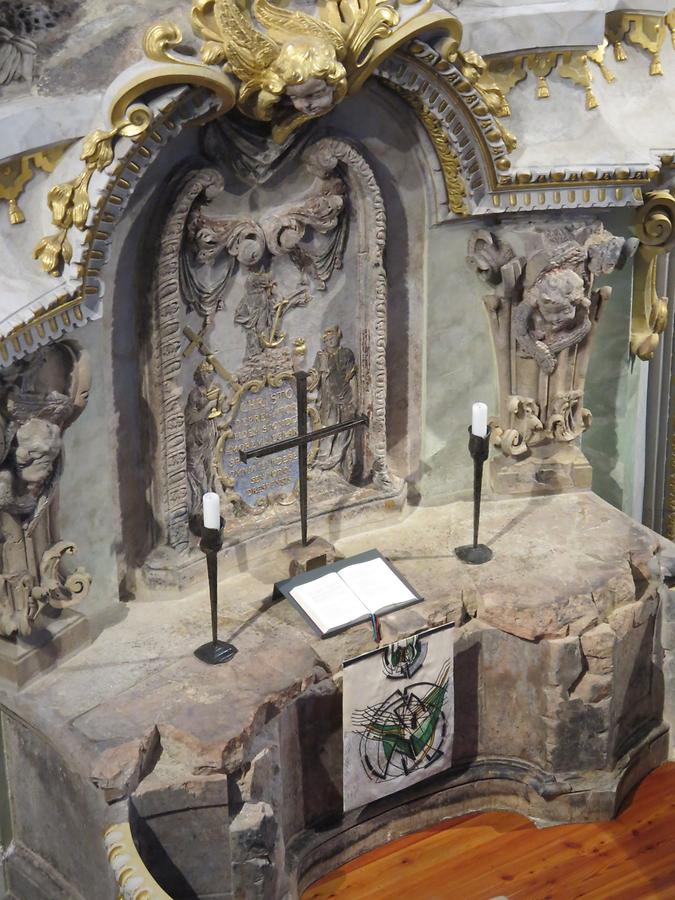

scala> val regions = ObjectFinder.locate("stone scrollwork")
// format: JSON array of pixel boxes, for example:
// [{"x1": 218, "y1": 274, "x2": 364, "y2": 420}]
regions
[
  {"x1": 631, "y1": 190, "x2": 675, "y2": 361},
  {"x1": 0, "y1": 340, "x2": 92, "y2": 637},
  {"x1": 467, "y1": 222, "x2": 638, "y2": 493}
]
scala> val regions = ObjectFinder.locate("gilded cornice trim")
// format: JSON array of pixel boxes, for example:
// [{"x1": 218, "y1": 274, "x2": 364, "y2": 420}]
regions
[
  {"x1": 379, "y1": 45, "x2": 666, "y2": 219},
  {"x1": 1, "y1": 88, "x2": 218, "y2": 366},
  {"x1": 377, "y1": 41, "x2": 515, "y2": 217},
  {"x1": 631, "y1": 189, "x2": 675, "y2": 361},
  {"x1": 386, "y1": 83, "x2": 468, "y2": 216},
  {"x1": 0, "y1": 141, "x2": 73, "y2": 225},
  {"x1": 104, "y1": 823, "x2": 172, "y2": 900},
  {"x1": 486, "y1": 9, "x2": 675, "y2": 113}
]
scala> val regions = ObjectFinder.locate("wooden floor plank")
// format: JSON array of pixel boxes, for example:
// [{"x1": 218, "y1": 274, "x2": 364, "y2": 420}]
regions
[{"x1": 303, "y1": 764, "x2": 675, "y2": 900}]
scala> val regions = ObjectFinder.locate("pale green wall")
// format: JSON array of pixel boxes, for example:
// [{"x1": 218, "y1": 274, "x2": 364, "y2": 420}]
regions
[
  {"x1": 582, "y1": 210, "x2": 646, "y2": 519},
  {"x1": 420, "y1": 220, "x2": 498, "y2": 504},
  {"x1": 419, "y1": 211, "x2": 645, "y2": 519}
]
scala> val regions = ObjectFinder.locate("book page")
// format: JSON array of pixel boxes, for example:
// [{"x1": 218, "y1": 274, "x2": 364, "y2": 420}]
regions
[
  {"x1": 290, "y1": 572, "x2": 367, "y2": 634},
  {"x1": 338, "y1": 557, "x2": 416, "y2": 614}
]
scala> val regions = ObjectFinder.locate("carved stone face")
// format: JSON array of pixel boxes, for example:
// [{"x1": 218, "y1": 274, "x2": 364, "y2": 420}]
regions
[
  {"x1": 322, "y1": 327, "x2": 341, "y2": 351},
  {"x1": 535, "y1": 269, "x2": 588, "y2": 331},
  {"x1": 285, "y1": 78, "x2": 335, "y2": 117},
  {"x1": 191, "y1": 227, "x2": 220, "y2": 265},
  {"x1": 13, "y1": 418, "x2": 61, "y2": 488}
]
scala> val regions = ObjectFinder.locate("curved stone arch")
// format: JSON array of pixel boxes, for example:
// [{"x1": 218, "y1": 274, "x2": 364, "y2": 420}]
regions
[
  {"x1": 5, "y1": 44, "x2": 516, "y2": 366},
  {"x1": 150, "y1": 136, "x2": 398, "y2": 555},
  {"x1": 378, "y1": 42, "x2": 513, "y2": 221}
]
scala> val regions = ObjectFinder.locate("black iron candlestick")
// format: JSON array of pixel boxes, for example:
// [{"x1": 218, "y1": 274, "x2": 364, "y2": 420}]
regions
[
  {"x1": 194, "y1": 518, "x2": 237, "y2": 665},
  {"x1": 455, "y1": 426, "x2": 493, "y2": 565}
]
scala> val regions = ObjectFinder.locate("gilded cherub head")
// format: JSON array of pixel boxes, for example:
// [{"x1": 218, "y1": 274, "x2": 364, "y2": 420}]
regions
[
  {"x1": 257, "y1": 39, "x2": 347, "y2": 120},
  {"x1": 192, "y1": 0, "x2": 394, "y2": 142}
]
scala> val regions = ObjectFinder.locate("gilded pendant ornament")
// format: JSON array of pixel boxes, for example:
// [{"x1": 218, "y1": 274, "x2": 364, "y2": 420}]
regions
[
  {"x1": 487, "y1": 8, "x2": 675, "y2": 115},
  {"x1": 606, "y1": 10, "x2": 667, "y2": 76},
  {"x1": 631, "y1": 190, "x2": 675, "y2": 361},
  {"x1": 34, "y1": 107, "x2": 156, "y2": 276},
  {"x1": 0, "y1": 141, "x2": 72, "y2": 226}
]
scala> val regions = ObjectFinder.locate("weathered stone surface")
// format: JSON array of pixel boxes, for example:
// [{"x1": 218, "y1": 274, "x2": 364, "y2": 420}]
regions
[
  {"x1": 91, "y1": 726, "x2": 160, "y2": 802},
  {"x1": 0, "y1": 492, "x2": 670, "y2": 898},
  {"x1": 231, "y1": 802, "x2": 277, "y2": 900}
]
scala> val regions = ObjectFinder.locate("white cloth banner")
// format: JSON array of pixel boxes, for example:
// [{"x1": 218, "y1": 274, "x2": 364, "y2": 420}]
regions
[{"x1": 342, "y1": 623, "x2": 454, "y2": 812}]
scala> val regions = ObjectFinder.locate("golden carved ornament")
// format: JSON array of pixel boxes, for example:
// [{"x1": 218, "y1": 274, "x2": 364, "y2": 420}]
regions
[
  {"x1": 34, "y1": 21, "x2": 237, "y2": 277},
  {"x1": 606, "y1": 10, "x2": 667, "y2": 75},
  {"x1": 390, "y1": 84, "x2": 468, "y2": 215},
  {"x1": 452, "y1": 48, "x2": 516, "y2": 151},
  {"x1": 631, "y1": 190, "x2": 675, "y2": 360},
  {"x1": 487, "y1": 9, "x2": 675, "y2": 115},
  {"x1": 0, "y1": 141, "x2": 72, "y2": 226},
  {"x1": 34, "y1": 106, "x2": 154, "y2": 276},
  {"x1": 189, "y1": 0, "x2": 461, "y2": 142},
  {"x1": 104, "y1": 824, "x2": 172, "y2": 900},
  {"x1": 487, "y1": 49, "x2": 597, "y2": 111},
  {"x1": 557, "y1": 50, "x2": 598, "y2": 110}
]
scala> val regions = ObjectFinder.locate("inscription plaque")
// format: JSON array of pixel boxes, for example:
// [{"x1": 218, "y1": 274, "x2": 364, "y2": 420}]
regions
[{"x1": 223, "y1": 382, "x2": 299, "y2": 508}]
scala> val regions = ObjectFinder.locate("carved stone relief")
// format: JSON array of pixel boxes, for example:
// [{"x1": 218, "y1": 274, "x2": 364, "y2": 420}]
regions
[
  {"x1": 0, "y1": 340, "x2": 91, "y2": 636},
  {"x1": 0, "y1": 0, "x2": 73, "y2": 88},
  {"x1": 149, "y1": 127, "x2": 401, "y2": 561},
  {"x1": 467, "y1": 221, "x2": 638, "y2": 493}
]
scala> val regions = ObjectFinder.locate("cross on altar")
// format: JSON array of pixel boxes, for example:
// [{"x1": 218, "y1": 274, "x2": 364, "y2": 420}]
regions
[{"x1": 239, "y1": 370, "x2": 368, "y2": 548}]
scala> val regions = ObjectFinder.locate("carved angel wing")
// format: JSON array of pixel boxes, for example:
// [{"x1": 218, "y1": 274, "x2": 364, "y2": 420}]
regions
[
  {"x1": 253, "y1": 0, "x2": 346, "y2": 58},
  {"x1": 208, "y1": 0, "x2": 280, "y2": 80},
  {"x1": 319, "y1": 0, "x2": 399, "y2": 72}
]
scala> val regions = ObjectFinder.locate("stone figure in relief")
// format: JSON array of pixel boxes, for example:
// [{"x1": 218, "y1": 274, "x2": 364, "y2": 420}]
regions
[
  {"x1": 0, "y1": 341, "x2": 91, "y2": 637},
  {"x1": 466, "y1": 222, "x2": 637, "y2": 482},
  {"x1": 514, "y1": 245, "x2": 591, "y2": 375},
  {"x1": 234, "y1": 273, "x2": 309, "y2": 360},
  {"x1": 184, "y1": 360, "x2": 221, "y2": 518},
  {"x1": 313, "y1": 325, "x2": 357, "y2": 478}
]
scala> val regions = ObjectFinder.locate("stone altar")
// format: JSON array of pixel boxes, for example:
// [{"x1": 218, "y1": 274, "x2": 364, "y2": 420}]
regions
[
  {"x1": 0, "y1": 491, "x2": 672, "y2": 898},
  {"x1": 0, "y1": 0, "x2": 674, "y2": 897}
]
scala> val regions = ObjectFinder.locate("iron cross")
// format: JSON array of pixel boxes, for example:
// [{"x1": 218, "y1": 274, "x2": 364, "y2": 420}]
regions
[{"x1": 239, "y1": 371, "x2": 368, "y2": 547}]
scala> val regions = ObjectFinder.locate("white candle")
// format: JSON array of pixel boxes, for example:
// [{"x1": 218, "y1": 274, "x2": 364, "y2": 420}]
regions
[
  {"x1": 471, "y1": 402, "x2": 488, "y2": 438},
  {"x1": 202, "y1": 492, "x2": 221, "y2": 529}
]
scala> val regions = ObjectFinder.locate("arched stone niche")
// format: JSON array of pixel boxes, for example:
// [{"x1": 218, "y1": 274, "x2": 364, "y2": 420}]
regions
[{"x1": 94, "y1": 81, "x2": 433, "y2": 588}]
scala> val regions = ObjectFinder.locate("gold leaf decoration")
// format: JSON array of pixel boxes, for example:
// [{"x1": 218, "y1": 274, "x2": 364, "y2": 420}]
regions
[
  {"x1": 35, "y1": 109, "x2": 151, "y2": 276},
  {"x1": 631, "y1": 190, "x2": 675, "y2": 360}
]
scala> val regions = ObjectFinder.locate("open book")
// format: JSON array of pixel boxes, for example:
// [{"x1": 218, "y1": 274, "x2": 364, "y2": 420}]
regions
[{"x1": 276, "y1": 549, "x2": 423, "y2": 638}]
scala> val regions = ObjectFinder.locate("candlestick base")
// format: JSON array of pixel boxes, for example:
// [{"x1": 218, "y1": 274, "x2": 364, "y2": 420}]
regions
[
  {"x1": 454, "y1": 543, "x2": 493, "y2": 565},
  {"x1": 194, "y1": 639, "x2": 237, "y2": 665}
]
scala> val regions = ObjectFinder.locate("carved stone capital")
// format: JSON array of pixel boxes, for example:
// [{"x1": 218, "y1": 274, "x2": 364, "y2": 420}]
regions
[{"x1": 467, "y1": 220, "x2": 637, "y2": 494}]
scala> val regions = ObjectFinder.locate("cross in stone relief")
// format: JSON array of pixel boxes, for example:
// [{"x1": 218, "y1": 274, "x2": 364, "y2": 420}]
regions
[{"x1": 239, "y1": 371, "x2": 368, "y2": 547}]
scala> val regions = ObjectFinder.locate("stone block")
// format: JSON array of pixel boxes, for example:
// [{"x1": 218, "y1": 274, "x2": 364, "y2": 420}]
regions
[
  {"x1": 91, "y1": 726, "x2": 160, "y2": 802},
  {"x1": 230, "y1": 801, "x2": 277, "y2": 900},
  {"x1": 0, "y1": 610, "x2": 90, "y2": 690},
  {"x1": 574, "y1": 673, "x2": 612, "y2": 705},
  {"x1": 545, "y1": 636, "x2": 584, "y2": 692},
  {"x1": 581, "y1": 623, "x2": 616, "y2": 675},
  {"x1": 2, "y1": 713, "x2": 115, "y2": 900},
  {"x1": 131, "y1": 799, "x2": 231, "y2": 900}
]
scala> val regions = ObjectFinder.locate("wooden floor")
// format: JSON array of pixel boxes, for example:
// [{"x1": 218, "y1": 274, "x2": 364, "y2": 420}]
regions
[{"x1": 303, "y1": 763, "x2": 675, "y2": 900}]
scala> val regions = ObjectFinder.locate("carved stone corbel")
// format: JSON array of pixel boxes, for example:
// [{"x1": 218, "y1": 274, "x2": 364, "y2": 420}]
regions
[
  {"x1": 467, "y1": 222, "x2": 637, "y2": 494},
  {"x1": 0, "y1": 340, "x2": 92, "y2": 638},
  {"x1": 631, "y1": 190, "x2": 675, "y2": 361}
]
